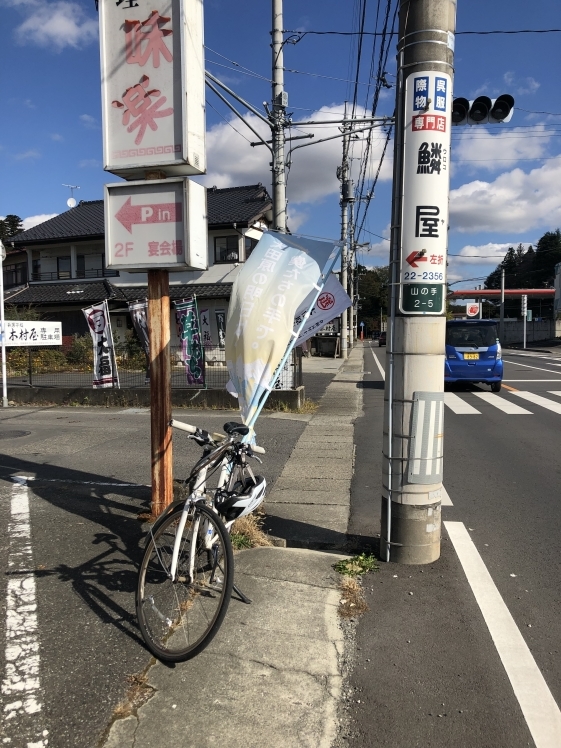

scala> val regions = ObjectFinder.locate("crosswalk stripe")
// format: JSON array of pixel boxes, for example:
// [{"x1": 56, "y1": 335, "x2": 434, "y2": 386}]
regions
[
  {"x1": 472, "y1": 392, "x2": 532, "y2": 414},
  {"x1": 548, "y1": 391, "x2": 561, "y2": 398},
  {"x1": 511, "y1": 391, "x2": 561, "y2": 415},
  {"x1": 444, "y1": 392, "x2": 481, "y2": 414}
]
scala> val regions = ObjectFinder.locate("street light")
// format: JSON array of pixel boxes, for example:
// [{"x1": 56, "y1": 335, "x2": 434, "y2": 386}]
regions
[{"x1": 0, "y1": 239, "x2": 8, "y2": 407}]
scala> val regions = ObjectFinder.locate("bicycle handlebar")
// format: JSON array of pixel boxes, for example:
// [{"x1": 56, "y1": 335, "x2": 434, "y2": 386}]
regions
[{"x1": 170, "y1": 419, "x2": 266, "y2": 454}]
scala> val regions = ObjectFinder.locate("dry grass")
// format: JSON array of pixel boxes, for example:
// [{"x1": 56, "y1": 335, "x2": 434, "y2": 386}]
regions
[
  {"x1": 265, "y1": 397, "x2": 319, "y2": 414},
  {"x1": 231, "y1": 511, "x2": 273, "y2": 549},
  {"x1": 113, "y1": 671, "x2": 155, "y2": 719},
  {"x1": 338, "y1": 576, "x2": 369, "y2": 618}
]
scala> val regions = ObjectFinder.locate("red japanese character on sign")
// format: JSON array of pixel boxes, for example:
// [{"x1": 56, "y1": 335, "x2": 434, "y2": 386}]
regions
[
  {"x1": 125, "y1": 11, "x2": 173, "y2": 68},
  {"x1": 317, "y1": 292, "x2": 335, "y2": 311},
  {"x1": 159, "y1": 241, "x2": 172, "y2": 255},
  {"x1": 430, "y1": 254, "x2": 438, "y2": 265},
  {"x1": 148, "y1": 241, "x2": 159, "y2": 256},
  {"x1": 172, "y1": 240, "x2": 183, "y2": 255},
  {"x1": 112, "y1": 75, "x2": 173, "y2": 145}
]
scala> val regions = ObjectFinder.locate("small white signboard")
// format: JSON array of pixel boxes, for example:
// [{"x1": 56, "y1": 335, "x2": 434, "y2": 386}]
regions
[
  {"x1": 105, "y1": 178, "x2": 207, "y2": 271},
  {"x1": 5, "y1": 321, "x2": 62, "y2": 346},
  {"x1": 466, "y1": 303, "x2": 480, "y2": 317},
  {"x1": 99, "y1": 0, "x2": 205, "y2": 179},
  {"x1": 399, "y1": 70, "x2": 452, "y2": 315}
]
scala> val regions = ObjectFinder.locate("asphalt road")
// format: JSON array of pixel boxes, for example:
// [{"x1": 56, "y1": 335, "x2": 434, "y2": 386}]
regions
[
  {"x1": 0, "y1": 407, "x2": 309, "y2": 748},
  {"x1": 345, "y1": 344, "x2": 561, "y2": 747}
]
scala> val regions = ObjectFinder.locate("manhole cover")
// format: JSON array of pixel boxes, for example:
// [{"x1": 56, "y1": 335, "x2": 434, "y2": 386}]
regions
[{"x1": 0, "y1": 430, "x2": 31, "y2": 440}]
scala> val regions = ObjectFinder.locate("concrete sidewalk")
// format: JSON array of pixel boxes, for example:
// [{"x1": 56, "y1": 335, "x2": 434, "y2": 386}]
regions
[{"x1": 101, "y1": 348, "x2": 365, "y2": 748}]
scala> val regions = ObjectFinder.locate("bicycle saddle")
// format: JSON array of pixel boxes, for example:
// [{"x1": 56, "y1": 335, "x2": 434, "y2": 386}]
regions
[{"x1": 223, "y1": 421, "x2": 250, "y2": 436}]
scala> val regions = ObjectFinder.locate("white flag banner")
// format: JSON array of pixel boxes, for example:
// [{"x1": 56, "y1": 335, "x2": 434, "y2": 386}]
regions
[
  {"x1": 226, "y1": 231, "x2": 339, "y2": 424},
  {"x1": 293, "y1": 275, "x2": 351, "y2": 346},
  {"x1": 83, "y1": 301, "x2": 119, "y2": 389}
]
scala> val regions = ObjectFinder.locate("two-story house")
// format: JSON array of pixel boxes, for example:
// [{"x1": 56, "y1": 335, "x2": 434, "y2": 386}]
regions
[{"x1": 5, "y1": 184, "x2": 272, "y2": 347}]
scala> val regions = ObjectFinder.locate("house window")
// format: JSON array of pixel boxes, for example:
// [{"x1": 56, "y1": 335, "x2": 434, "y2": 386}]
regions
[
  {"x1": 32, "y1": 259, "x2": 40, "y2": 280},
  {"x1": 214, "y1": 235, "x2": 239, "y2": 263},
  {"x1": 3, "y1": 262, "x2": 27, "y2": 288},
  {"x1": 244, "y1": 237, "x2": 258, "y2": 259},
  {"x1": 77, "y1": 255, "x2": 85, "y2": 277},
  {"x1": 57, "y1": 256, "x2": 71, "y2": 279}
]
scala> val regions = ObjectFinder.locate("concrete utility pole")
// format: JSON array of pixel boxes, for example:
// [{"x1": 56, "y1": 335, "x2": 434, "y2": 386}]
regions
[
  {"x1": 271, "y1": 0, "x2": 287, "y2": 233},
  {"x1": 339, "y1": 115, "x2": 353, "y2": 359},
  {"x1": 0, "y1": 240, "x2": 7, "y2": 408},
  {"x1": 381, "y1": 0, "x2": 456, "y2": 564}
]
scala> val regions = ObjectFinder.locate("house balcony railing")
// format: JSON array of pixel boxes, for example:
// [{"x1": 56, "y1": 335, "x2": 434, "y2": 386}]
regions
[{"x1": 30, "y1": 269, "x2": 119, "y2": 282}]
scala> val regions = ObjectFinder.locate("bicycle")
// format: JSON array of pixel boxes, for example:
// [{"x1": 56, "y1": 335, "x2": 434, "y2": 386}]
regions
[{"x1": 136, "y1": 418, "x2": 267, "y2": 663}]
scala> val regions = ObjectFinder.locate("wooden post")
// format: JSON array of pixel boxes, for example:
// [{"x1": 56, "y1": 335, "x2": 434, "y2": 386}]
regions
[{"x1": 148, "y1": 269, "x2": 172, "y2": 516}]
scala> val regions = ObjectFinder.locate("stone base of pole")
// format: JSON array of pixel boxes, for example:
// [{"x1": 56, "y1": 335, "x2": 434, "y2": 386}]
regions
[{"x1": 380, "y1": 499, "x2": 441, "y2": 564}]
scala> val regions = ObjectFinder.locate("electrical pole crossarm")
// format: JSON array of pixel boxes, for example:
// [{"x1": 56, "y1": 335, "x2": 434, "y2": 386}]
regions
[
  {"x1": 206, "y1": 80, "x2": 273, "y2": 153},
  {"x1": 205, "y1": 70, "x2": 271, "y2": 126}
]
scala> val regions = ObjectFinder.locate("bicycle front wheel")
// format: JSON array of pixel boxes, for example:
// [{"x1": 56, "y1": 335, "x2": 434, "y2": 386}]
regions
[{"x1": 136, "y1": 502, "x2": 234, "y2": 662}]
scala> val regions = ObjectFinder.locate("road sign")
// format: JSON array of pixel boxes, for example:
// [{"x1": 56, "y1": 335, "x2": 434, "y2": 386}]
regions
[
  {"x1": 5, "y1": 321, "x2": 62, "y2": 346},
  {"x1": 466, "y1": 303, "x2": 480, "y2": 317},
  {"x1": 399, "y1": 70, "x2": 451, "y2": 315},
  {"x1": 360, "y1": 321, "x2": 365, "y2": 327},
  {"x1": 105, "y1": 178, "x2": 207, "y2": 271},
  {"x1": 99, "y1": 0, "x2": 205, "y2": 179}
]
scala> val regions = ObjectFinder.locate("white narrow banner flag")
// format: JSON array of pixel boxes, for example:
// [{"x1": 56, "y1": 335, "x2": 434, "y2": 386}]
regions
[
  {"x1": 293, "y1": 275, "x2": 351, "y2": 345},
  {"x1": 226, "y1": 231, "x2": 337, "y2": 424},
  {"x1": 83, "y1": 301, "x2": 119, "y2": 388}
]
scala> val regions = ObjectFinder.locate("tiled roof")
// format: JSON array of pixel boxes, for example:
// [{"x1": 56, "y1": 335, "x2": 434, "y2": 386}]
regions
[
  {"x1": 5, "y1": 281, "x2": 117, "y2": 305},
  {"x1": 117, "y1": 283, "x2": 233, "y2": 302},
  {"x1": 10, "y1": 184, "x2": 272, "y2": 246},
  {"x1": 6, "y1": 281, "x2": 233, "y2": 305},
  {"x1": 206, "y1": 184, "x2": 271, "y2": 227},
  {"x1": 10, "y1": 201, "x2": 104, "y2": 246}
]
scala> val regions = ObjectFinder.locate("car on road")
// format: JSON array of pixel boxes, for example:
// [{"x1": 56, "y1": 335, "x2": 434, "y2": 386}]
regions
[
  {"x1": 378, "y1": 331, "x2": 386, "y2": 346},
  {"x1": 445, "y1": 319, "x2": 503, "y2": 391}
]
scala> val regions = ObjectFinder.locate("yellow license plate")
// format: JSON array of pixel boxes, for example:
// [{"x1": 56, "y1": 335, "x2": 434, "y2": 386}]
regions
[{"x1": 463, "y1": 353, "x2": 479, "y2": 360}]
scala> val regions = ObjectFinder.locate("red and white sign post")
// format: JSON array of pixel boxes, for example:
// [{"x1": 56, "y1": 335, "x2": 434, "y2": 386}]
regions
[{"x1": 99, "y1": 0, "x2": 207, "y2": 515}]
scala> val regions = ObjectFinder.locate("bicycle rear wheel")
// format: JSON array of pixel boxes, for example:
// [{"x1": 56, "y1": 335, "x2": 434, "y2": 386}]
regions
[{"x1": 136, "y1": 502, "x2": 234, "y2": 662}]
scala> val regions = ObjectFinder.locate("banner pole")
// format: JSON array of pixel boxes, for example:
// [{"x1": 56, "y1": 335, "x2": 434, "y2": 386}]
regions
[
  {"x1": 245, "y1": 248, "x2": 342, "y2": 432},
  {"x1": 148, "y1": 269, "x2": 173, "y2": 516}
]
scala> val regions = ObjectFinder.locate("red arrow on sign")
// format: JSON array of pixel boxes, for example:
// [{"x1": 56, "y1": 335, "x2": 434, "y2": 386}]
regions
[
  {"x1": 406, "y1": 251, "x2": 428, "y2": 269},
  {"x1": 115, "y1": 197, "x2": 182, "y2": 234}
]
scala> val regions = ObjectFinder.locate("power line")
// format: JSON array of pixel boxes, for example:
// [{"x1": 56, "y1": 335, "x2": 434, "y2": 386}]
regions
[
  {"x1": 204, "y1": 46, "x2": 272, "y2": 82},
  {"x1": 206, "y1": 101, "x2": 254, "y2": 144},
  {"x1": 206, "y1": 59, "x2": 273, "y2": 83},
  {"x1": 283, "y1": 28, "x2": 561, "y2": 37}
]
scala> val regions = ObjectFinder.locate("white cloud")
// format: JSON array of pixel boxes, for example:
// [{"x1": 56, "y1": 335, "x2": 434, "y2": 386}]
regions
[
  {"x1": 7, "y1": 0, "x2": 98, "y2": 51},
  {"x1": 504, "y1": 72, "x2": 540, "y2": 96},
  {"x1": 450, "y1": 155, "x2": 561, "y2": 233},
  {"x1": 50, "y1": 133, "x2": 63, "y2": 141},
  {"x1": 201, "y1": 105, "x2": 393, "y2": 213},
  {"x1": 79, "y1": 158, "x2": 101, "y2": 168},
  {"x1": 80, "y1": 114, "x2": 99, "y2": 130},
  {"x1": 453, "y1": 124, "x2": 553, "y2": 172},
  {"x1": 449, "y1": 242, "x2": 511, "y2": 266},
  {"x1": 22, "y1": 213, "x2": 58, "y2": 230},
  {"x1": 13, "y1": 149, "x2": 40, "y2": 160},
  {"x1": 23, "y1": 98, "x2": 35, "y2": 109}
]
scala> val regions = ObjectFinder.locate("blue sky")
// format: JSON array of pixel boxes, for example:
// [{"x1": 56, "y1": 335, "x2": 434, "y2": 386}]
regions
[{"x1": 1, "y1": 0, "x2": 560, "y2": 288}]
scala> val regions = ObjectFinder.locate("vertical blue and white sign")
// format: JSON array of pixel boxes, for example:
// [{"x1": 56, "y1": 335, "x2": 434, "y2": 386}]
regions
[{"x1": 399, "y1": 71, "x2": 452, "y2": 315}]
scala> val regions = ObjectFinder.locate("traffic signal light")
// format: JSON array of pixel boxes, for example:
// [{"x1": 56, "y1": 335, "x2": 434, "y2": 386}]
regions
[{"x1": 452, "y1": 94, "x2": 515, "y2": 125}]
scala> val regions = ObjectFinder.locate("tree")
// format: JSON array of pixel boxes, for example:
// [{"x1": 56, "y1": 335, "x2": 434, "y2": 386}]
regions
[
  {"x1": 357, "y1": 265, "x2": 389, "y2": 333},
  {"x1": 0, "y1": 215, "x2": 24, "y2": 243}
]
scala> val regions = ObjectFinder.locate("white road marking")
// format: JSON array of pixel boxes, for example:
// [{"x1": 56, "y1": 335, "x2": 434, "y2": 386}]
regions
[
  {"x1": 473, "y1": 392, "x2": 532, "y2": 414},
  {"x1": 445, "y1": 521, "x2": 561, "y2": 747},
  {"x1": 2, "y1": 477, "x2": 48, "y2": 747},
  {"x1": 441, "y1": 487, "x2": 453, "y2": 506},
  {"x1": 444, "y1": 392, "x2": 481, "y2": 414},
  {"x1": 370, "y1": 349, "x2": 385, "y2": 380},
  {"x1": 511, "y1": 391, "x2": 561, "y2": 415},
  {"x1": 547, "y1": 391, "x2": 561, "y2": 398},
  {"x1": 504, "y1": 360, "x2": 561, "y2": 376}
]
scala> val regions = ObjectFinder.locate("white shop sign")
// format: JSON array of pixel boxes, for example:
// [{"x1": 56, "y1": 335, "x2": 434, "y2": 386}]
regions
[
  {"x1": 5, "y1": 321, "x2": 62, "y2": 346},
  {"x1": 105, "y1": 178, "x2": 207, "y2": 271},
  {"x1": 99, "y1": 0, "x2": 205, "y2": 179},
  {"x1": 399, "y1": 70, "x2": 452, "y2": 315}
]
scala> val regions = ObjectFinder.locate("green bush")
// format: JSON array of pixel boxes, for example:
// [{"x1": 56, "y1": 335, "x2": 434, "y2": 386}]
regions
[{"x1": 65, "y1": 335, "x2": 93, "y2": 367}]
